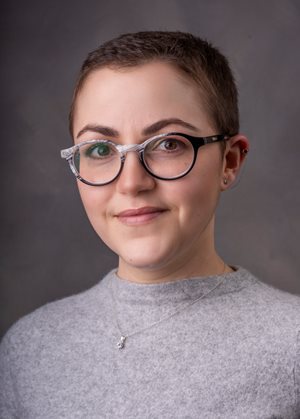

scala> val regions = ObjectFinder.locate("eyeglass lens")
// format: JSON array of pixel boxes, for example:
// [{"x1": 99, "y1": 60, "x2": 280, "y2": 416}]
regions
[{"x1": 73, "y1": 135, "x2": 195, "y2": 185}]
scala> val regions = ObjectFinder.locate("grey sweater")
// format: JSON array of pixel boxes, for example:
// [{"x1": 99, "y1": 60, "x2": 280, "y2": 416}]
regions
[{"x1": 0, "y1": 268, "x2": 300, "y2": 418}]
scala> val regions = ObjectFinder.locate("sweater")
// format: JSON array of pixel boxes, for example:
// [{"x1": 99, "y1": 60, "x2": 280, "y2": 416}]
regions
[{"x1": 0, "y1": 267, "x2": 300, "y2": 418}]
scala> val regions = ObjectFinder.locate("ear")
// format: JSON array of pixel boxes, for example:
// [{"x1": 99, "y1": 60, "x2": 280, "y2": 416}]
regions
[{"x1": 220, "y1": 134, "x2": 249, "y2": 190}]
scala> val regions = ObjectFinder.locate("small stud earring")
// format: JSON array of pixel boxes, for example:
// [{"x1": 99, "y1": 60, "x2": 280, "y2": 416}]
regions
[
  {"x1": 223, "y1": 178, "x2": 228, "y2": 185},
  {"x1": 242, "y1": 149, "x2": 249, "y2": 155}
]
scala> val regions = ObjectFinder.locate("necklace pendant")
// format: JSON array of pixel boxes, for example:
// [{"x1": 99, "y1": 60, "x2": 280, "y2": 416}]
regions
[{"x1": 117, "y1": 336, "x2": 126, "y2": 349}]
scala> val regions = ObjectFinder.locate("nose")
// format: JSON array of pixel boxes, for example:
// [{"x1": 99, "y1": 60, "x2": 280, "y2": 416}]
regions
[{"x1": 115, "y1": 151, "x2": 156, "y2": 195}]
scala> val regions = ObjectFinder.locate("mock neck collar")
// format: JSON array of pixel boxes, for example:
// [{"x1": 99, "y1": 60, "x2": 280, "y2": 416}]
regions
[{"x1": 104, "y1": 267, "x2": 255, "y2": 306}]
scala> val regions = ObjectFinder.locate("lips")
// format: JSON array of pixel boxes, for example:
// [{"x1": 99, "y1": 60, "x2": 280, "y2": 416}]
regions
[{"x1": 116, "y1": 206, "x2": 167, "y2": 225}]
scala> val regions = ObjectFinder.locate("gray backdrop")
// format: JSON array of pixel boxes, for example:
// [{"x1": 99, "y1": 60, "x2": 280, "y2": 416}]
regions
[{"x1": 1, "y1": 0, "x2": 299, "y2": 338}]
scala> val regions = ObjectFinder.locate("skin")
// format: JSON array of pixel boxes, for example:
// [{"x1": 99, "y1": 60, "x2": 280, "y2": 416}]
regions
[{"x1": 72, "y1": 61, "x2": 249, "y2": 284}]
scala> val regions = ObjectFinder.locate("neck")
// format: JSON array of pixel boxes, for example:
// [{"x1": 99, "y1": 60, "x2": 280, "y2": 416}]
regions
[
  {"x1": 118, "y1": 254, "x2": 230, "y2": 284},
  {"x1": 117, "y1": 221, "x2": 230, "y2": 284}
]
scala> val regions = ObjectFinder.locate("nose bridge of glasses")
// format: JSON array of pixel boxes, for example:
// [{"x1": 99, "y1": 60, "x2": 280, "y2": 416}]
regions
[{"x1": 117, "y1": 143, "x2": 144, "y2": 157}]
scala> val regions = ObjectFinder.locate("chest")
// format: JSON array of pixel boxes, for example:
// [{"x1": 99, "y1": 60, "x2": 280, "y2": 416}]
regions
[{"x1": 17, "y1": 321, "x2": 297, "y2": 418}]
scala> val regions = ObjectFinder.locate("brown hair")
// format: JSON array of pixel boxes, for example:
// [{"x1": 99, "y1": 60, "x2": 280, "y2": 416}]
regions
[{"x1": 69, "y1": 31, "x2": 239, "y2": 137}]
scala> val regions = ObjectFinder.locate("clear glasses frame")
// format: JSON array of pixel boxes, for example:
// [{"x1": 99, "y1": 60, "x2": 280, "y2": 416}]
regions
[{"x1": 60, "y1": 132, "x2": 232, "y2": 186}]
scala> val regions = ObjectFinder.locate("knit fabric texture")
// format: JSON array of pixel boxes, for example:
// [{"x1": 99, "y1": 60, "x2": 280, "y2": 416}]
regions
[{"x1": 0, "y1": 267, "x2": 300, "y2": 418}]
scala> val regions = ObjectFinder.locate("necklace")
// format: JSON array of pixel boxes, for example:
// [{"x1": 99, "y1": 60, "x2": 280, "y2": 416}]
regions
[{"x1": 111, "y1": 263, "x2": 228, "y2": 349}]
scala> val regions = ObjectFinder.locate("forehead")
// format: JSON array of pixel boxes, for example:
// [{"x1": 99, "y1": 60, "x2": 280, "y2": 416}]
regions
[
  {"x1": 80, "y1": 61, "x2": 198, "y2": 100},
  {"x1": 73, "y1": 62, "x2": 214, "y2": 137}
]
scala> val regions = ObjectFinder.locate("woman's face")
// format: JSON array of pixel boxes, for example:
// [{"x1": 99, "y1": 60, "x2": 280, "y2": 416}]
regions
[{"x1": 73, "y1": 62, "x2": 229, "y2": 282}]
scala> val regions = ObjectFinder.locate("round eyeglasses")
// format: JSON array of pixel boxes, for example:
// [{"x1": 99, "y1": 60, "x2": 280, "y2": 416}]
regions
[{"x1": 60, "y1": 132, "x2": 232, "y2": 186}]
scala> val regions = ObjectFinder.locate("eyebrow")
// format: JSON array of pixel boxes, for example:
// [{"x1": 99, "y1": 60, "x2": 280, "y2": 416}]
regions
[
  {"x1": 76, "y1": 124, "x2": 119, "y2": 139},
  {"x1": 76, "y1": 118, "x2": 199, "y2": 139},
  {"x1": 142, "y1": 118, "x2": 198, "y2": 136}
]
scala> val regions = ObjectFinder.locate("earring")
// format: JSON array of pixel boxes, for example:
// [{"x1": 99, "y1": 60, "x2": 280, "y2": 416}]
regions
[
  {"x1": 242, "y1": 149, "x2": 249, "y2": 155},
  {"x1": 223, "y1": 178, "x2": 228, "y2": 185}
]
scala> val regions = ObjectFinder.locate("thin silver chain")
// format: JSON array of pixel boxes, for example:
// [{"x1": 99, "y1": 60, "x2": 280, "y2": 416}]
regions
[{"x1": 110, "y1": 263, "x2": 228, "y2": 349}]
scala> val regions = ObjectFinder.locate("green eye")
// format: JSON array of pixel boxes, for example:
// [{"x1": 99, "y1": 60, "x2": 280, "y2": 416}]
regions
[{"x1": 86, "y1": 143, "x2": 111, "y2": 158}]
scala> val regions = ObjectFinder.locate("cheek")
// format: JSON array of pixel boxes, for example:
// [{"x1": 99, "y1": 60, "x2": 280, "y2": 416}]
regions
[
  {"x1": 174, "y1": 162, "x2": 222, "y2": 219},
  {"x1": 188, "y1": 154, "x2": 222, "y2": 189},
  {"x1": 77, "y1": 182, "x2": 111, "y2": 228}
]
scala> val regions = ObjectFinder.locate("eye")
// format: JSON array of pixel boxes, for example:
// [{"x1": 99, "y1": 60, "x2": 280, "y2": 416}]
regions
[
  {"x1": 160, "y1": 139, "x2": 179, "y2": 151},
  {"x1": 153, "y1": 137, "x2": 187, "y2": 153},
  {"x1": 85, "y1": 142, "x2": 114, "y2": 159}
]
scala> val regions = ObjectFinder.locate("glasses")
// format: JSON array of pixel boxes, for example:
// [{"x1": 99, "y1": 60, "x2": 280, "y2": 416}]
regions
[{"x1": 60, "y1": 132, "x2": 231, "y2": 186}]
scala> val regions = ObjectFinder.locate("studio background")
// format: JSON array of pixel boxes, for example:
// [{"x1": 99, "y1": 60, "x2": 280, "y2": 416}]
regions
[{"x1": 1, "y1": 0, "x2": 299, "y2": 338}]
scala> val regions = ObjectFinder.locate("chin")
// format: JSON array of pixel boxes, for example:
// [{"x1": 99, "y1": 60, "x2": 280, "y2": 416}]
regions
[
  {"x1": 120, "y1": 253, "x2": 166, "y2": 271},
  {"x1": 117, "y1": 240, "x2": 177, "y2": 273}
]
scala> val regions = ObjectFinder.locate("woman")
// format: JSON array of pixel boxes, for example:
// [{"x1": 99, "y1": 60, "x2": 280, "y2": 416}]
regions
[{"x1": 1, "y1": 31, "x2": 299, "y2": 418}]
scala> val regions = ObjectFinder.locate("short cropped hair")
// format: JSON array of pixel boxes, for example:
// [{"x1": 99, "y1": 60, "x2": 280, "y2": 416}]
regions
[{"x1": 69, "y1": 31, "x2": 239, "y2": 137}]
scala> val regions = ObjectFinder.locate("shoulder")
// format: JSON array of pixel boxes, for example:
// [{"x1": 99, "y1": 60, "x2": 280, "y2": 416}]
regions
[
  {"x1": 229, "y1": 268, "x2": 300, "y2": 366},
  {"x1": 239, "y1": 268, "x2": 300, "y2": 317},
  {"x1": 233, "y1": 268, "x2": 300, "y2": 325},
  {"x1": 0, "y1": 270, "x2": 115, "y2": 357},
  {"x1": 237, "y1": 269, "x2": 300, "y2": 405}
]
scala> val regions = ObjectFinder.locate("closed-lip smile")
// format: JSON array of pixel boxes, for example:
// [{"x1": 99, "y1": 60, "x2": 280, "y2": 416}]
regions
[{"x1": 116, "y1": 206, "x2": 167, "y2": 225}]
